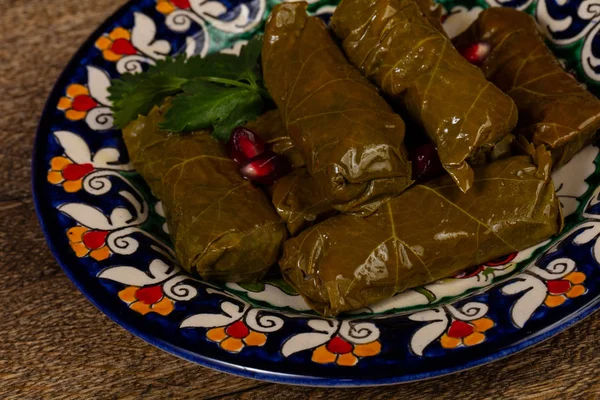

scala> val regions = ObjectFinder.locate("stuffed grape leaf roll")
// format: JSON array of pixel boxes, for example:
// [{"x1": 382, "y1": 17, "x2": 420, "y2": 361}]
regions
[
  {"x1": 330, "y1": 0, "x2": 518, "y2": 193},
  {"x1": 123, "y1": 105, "x2": 287, "y2": 282},
  {"x1": 454, "y1": 8, "x2": 600, "y2": 169},
  {"x1": 280, "y1": 146, "x2": 563, "y2": 316},
  {"x1": 271, "y1": 168, "x2": 337, "y2": 235},
  {"x1": 262, "y1": 2, "x2": 412, "y2": 216},
  {"x1": 245, "y1": 110, "x2": 305, "y2": 169}
]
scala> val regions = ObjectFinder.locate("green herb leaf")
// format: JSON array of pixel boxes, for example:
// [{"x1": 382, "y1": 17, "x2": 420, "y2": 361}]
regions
[
  {"x1": 159, "y1": 81, "x2": 262, "y2": 139},
  {"x1": 111, "y1": 73, "x2": 187, "y2": 128},
  {"x1": 213, "y1": 90, "x2": 263, "y2": 140},
  {"x1": 109, "y1": 36, "x2": 269, "y2": 140},
  {"x1": 238, "y1": 36, "x2": 263, "y2": 86}
]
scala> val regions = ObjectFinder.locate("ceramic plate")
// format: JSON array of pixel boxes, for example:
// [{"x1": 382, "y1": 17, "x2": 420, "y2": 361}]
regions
[{"x1": 33, "y1": 0, "x2": 600, "y2": 386}]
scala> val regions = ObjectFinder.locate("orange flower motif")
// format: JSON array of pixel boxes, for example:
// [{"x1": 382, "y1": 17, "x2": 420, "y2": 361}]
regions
[
  {"x1": 95, "y1": 27, "x2": 137, "y2": 61},
  {"x1": 156, "y1": 0, "x2": 191, "y2": 14},
  {"x1": 118, "y1": 285, "x2": 175, "y2": 316},
  {"x1": 47, "y1": 156, "x2": 94, "y2": 193},
  {"x1": 544, "y1": 271, "x2": 587, "y2": 308},
  {"x1": 440, "y1": 318, "x2": 494, "y2": 349},
  {"x1": 311, "y1": 336, "x2": 381, "y2": 366},
  {"x1": 67, "y1": 226, "x2": 111, "y2": 261},
  {"x1": 57, "y1": 84, "x2": 99, "y2": 121},
  {"x1": 206, "y1": 320, "x2": 267, "y2": 353}
]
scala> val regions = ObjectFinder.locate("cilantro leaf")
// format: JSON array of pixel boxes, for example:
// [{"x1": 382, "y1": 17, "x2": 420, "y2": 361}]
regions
[
  {"x1": 213, "y1": 91, "x2": 263, "y2": 140},
  {"x1": 159, "y1": 81, "x2": 262, "y2": 139},
  {"x1": 109, "y1": 36, "x2": 269, "y2": 140},
  {"x1": 111, "y1": 73, "x2": 187, "y2": 128},
  {"x1": 238, "y1": 36, "x2": 263, "y2": 86}
]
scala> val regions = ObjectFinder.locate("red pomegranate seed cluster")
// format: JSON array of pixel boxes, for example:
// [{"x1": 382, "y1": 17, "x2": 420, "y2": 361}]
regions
[{"x1": 226, "y1": 126, "x2": 290, "y2": 185}]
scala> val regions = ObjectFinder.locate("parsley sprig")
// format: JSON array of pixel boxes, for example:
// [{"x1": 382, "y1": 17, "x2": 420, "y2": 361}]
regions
[{"x1": 109, "y1": 37, "x2": 269, "y2": 141}]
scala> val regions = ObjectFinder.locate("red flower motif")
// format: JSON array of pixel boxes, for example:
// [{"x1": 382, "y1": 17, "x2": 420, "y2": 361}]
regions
[
  {"x1": 485, "y1": 252, "x2": 518, "y2": 267},
  {"x1": 453, "y1": 265, "x2": 485, "y2": 279},
  {"x1": 48, "y1": 156, "x2": 94, "y2": 192},
  {"x1": 453, "y1": 252, "x2": 519, "y2": 279},
  {"x1": 206, "y1": 320, "x2": 267, "y2": 353},
  {"x1": 311, "y1": 335, "x2": 381, "y2": 366},
  {"x1": 57, "y1": 84, "x2": 98, "y2": 121},
  {"x1": 119, "y1": 284, "x2": 174, "y2": 316},
  {"x1": 95, "y1": 28, "x2": 136, "y2": 61},
  {"x1": 156, "y1": 0, "x2": 191, "y2": 14},
  {"x1": 67, "y1": 226, "x2": 111, "y2": 261},
  {"x1": 545, "y1": 272, "x2": 587, "y2": 307},
  {"x1": 441, "y1": 318, "x2": 494, "y2": 349}
]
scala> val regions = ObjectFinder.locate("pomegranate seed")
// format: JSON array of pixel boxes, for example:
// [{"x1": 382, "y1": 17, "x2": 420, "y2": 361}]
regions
[
  {"x1": 62, "y1": 163, "x2": 94, "y2": 181},
  {"x1": 447, "y1": 320, "x2": 474, "y2": 339},
  {"x1": 111, "y1": 38, "x2": 137, "y2": 55},
  {"x1": 240, "y1": 150, "x2": 290, "y2": 185},
  {"x1": 72, "y1": 95, "x2": 98, "y2": 112},
  {"x1": 326, "y1": 336, "x2": 353, "y2": 354},
  {"x1": 135, "y1": 285, "x2": 164, "y2": 305},
  {"x1": 82, "y1": 230, "x2": 109, "y2": 250},
  {"x1": 227, "y1": 127, "x2": 266, "y2": 165},
  {"x1": 410, "y1": 143, "x2": 444, "y2": 182},
  {"x1": 225, "y1": 320, "x2": 250, "y2": 339},
  {"x1": 458, "y1": 41, "x2": 491, "y2": 65},
  {"x1": 547, "y1": 280, "x2": 571, "y2": 295}
]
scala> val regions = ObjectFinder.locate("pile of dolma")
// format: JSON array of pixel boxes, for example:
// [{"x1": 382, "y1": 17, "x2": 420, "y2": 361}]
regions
[
  {"x1": 330, "y1": 0, "x2": 518, "y2": 193},
  {"x1": 120, "y1": 0, "x2": 600, "y2": 316}
]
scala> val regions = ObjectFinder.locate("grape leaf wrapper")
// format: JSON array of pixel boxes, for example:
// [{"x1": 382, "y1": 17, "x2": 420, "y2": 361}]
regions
[
  {"x1": 244, "y1": 110, "x2": 306, "y2": 169},
  {"x1": 454, "y1": 8, "x2": 600, "y2": 169},
  {"x1": 280, "y1": 148, "x2": 563, "y2": 316},
  {"x1": 122, "y1": 105, "x2": 287, "y2": 281},
  {"x1": 262, "y1": 2, "x2": 412, "y2": 216},
  {"x1": 330, "y1": 0, "x2": 518, "y2": 193}
]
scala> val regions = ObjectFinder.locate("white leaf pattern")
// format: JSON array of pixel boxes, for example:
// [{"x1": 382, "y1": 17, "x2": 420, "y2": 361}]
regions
[
  {"x1": 180, "y1": 313, "x2": 239, "y2": 328},
  {"x1": 98, "y1": 266, "x2": 163, "y2": 286},
  {"x1": 408, "y1": 308, "x2": 449, "y2": 356},
  {"x1": 86, "y1": 66, "x2": 112, "y2": 106},
  {"x1": 502, "y1": 275, "x2": 547, "y2": 328},
  {"x1": 131, "y1": 12, "x2": 170, "y2": 59},
  {"x1": 307, "y1": 319, "x2": 338, "y2": 334},
  {"x1": 58, "y1": 203, "x2": 114, "y2": 230},
  {"x1": 53, "y1": 131, "x2": 92, "y2": 164},
  {"x1": 281, "y1": 332, "x2": 332, "y2": 357}
]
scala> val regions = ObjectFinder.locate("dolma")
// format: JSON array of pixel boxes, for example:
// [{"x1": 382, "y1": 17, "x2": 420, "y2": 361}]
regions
[
  {"x1": 123, "y1": 105, "x2": 287, "y2": 282},
  {"x1": 330, "y1": 0, "x2": 518, "y2": 192},
  {"x1": 271, "y1": 169, "x2": 336, "y2": 235},
  {"x1": 280, "y1": 146, "x2": 563, "y2": 316},
  {"x1": 454, "y1": 8, "x2": 600, "y2": 168},
  {"x1": 262, "y1": 2, "x2": 412, "y2": 216},
  {"x1": 245, "y1": 110, "x2": 305, "y2": 169}
]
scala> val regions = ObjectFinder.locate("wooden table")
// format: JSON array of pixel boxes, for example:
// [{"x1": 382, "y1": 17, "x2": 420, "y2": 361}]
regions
[{"x1": 1, "y1": 1, "x2": 599, "y2": 398}]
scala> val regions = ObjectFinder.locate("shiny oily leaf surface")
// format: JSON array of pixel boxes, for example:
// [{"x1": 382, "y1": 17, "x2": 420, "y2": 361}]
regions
[
  {"x1": 454, "y1": 8, "x2": 600, "y2": 169},
  {"x1": 122, "y1": 106, "x2": 287, "y2": 281},
  {"x1": 280, "y1": 148, "x2": 562, "y2": 316},
  {"x1": 262, "y1": 2, "x2": 412, "y2": 217},
  {"x1": 330, "y1": 0, "x2": 518, "y2": 192}
]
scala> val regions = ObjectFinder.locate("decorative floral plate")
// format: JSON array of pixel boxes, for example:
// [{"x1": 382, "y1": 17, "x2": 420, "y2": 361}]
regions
[{"x1": 32, "y1": 0, "x2": 600, "y2": 386}]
